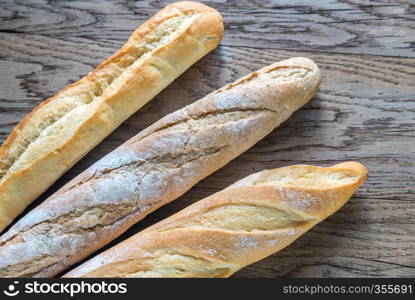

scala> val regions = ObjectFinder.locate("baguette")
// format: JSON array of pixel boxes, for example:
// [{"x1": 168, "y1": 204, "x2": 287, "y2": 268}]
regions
[
  {"x1": 65, "y1": 162, "x2": 368, "y2": 278},
  {"x1": 0, "y1": 57, "x2": 321, "y2": 277},
  {"x1": 0, "y1": 1, "x2": 224, "y2": 232}
]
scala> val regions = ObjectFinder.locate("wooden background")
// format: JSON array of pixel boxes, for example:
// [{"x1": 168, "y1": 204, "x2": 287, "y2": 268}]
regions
[{"x1": 0, "y1": 0, "x2": 414, "y2": 277}]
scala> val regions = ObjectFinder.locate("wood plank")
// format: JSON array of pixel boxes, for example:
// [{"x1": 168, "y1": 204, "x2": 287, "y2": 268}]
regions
[
  {"x1": 0, "y1": 0, "x2": 414, "y2": 57},
  {"x1": 0, "y1": 0, "x2": 414, "y2": 277},
  {"x1": 235, "y1": 197, "x2": 415, "y2": 277}
]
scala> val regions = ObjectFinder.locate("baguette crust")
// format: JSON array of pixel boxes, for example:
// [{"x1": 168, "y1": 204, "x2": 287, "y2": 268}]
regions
[
  {"x1": 64, "y1": 162, "x2": 367, "y2": 278},
  {"x1": 0, "y1": 1, "x2": 224, "y2": 231},
  {"x1": 0, "y1": 57, "x2": 321, "y2": 277}
]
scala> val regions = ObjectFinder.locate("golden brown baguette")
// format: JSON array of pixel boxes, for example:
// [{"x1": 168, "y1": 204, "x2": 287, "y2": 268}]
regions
[
  {"x1": 0, "y1": 57, "x2": 321, "y2": 277},
  {"x1": 0, "y1": 1, "x2": 224, "y2": 232},
  {"x1": 64, "y1": 162, "x2": 368, "y2": 278}
]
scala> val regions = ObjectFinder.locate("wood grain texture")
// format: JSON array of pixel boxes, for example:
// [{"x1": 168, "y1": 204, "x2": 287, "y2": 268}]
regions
[
  {"x1": 0, "y1": 0, "x2": 414, "y2": 277},
  {"x1": 1, "y1": 0, "x2": 414, "y2": 57}
]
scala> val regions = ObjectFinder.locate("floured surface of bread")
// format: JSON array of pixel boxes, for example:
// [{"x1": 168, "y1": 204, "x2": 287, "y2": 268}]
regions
[
  {"x1": 0, "y1": 57, "x2": 321, "y2": 277},
  {"x1": 0, "y1": 1, "x2": 224, "y2": 231},
  {"x1": 64, "y1": 162, "x2": 367, "y2": 278}
]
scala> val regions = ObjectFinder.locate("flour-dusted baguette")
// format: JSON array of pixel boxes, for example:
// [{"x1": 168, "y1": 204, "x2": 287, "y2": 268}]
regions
[
  {"x1": 0, "y1": 1, "x2": 224, "y2": 232},
  {"x1": 65, "y1": 162, "x2": 367, "y2": 278},
  {"x1": 0, "y1": 57, "x2": 321, "y2": 277}
]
